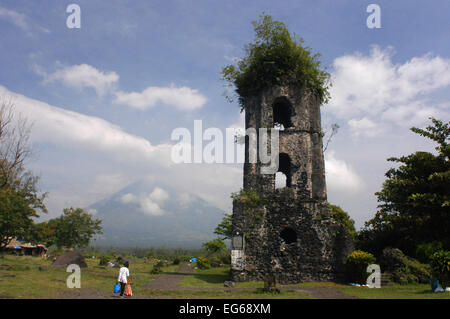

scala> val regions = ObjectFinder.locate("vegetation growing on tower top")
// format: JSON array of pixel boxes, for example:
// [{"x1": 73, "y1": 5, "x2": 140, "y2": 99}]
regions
[{"x1": 221, "y1": 14, "x2": 331, "y2": 110}]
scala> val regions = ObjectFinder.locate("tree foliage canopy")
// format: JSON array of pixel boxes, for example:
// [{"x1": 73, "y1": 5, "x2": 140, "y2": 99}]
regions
[
  {"x1": 0, "y1": 100, "x2": 47, "y2": 249},
  {"x1": 214, "y1": 213, "x2": 233, "y2": 240},
  {"x1": 328, "y1": 203, "x2": 356, "y2": 239},
  {"x1": 51, "y1": 207, "x2": 103, "y2": 249},
  {"x1": 221, "y1": 14, "x2": 331, "y2": 109},
  {"x1": 202, "y1": 238, "x2": 226, "y2": 255},
  {"x1": 357, "y1": 118, "x2": 449, "y2": 257}
]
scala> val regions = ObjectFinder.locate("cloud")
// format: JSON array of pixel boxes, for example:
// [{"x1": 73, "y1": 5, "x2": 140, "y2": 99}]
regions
[
  {"x1": 325, "y1": 151, "x2": 364, "y2": 193},
  {"x1": 120, "y1": 187, "x2": 169, "y2": 216},
  {"x1": 114, "y1": 84, "x2": 207, "y2": 110},
  {"x1": 0, "y1": 85, "x2": 171, "y2": 165},
  {"x1": 148, "y1": 187, "x2": 169, "y2": 204},
  {"x1": 348, "y1": 117, "x2": 384, "y2": 137},
  {"x1": 0, "y1": 6, "x2": 49, "y2": 35},
  {"x1": 33, "y1": 62, "x2": 207, "y2": 110},
  {"x1": 328, "y1": 46, "x2": 450, "y2": 136},
  {"x1": 44, "y1": 64, "x2": 119, "y2": 96},
  {"x1": 0, "y1": 86, "x2": 241, "y2": 217},
  {"x1": 120, "y1": 193, "x2": 137, "y2": 204}
]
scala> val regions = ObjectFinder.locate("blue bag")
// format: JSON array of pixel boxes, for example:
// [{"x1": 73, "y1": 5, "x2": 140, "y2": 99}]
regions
[{"x1": 114, "y1": 283, "x2": 120, "y2": 293}]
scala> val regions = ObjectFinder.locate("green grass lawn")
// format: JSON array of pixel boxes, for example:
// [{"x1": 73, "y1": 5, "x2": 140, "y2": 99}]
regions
[
  {"x1": 178, "y1": 266, "x2": 313, "y2": 298},
  {"x1": 140, "y1": 287, "x2": 315, "y2": 299},
  {"x1": 1, "y1": 255, "x2": 449, "y2": 299},
  {"x1": 0, "y1": 254, "x2": 161, "y2": 298},
  {"x1": 338, "y1": 284, "x2": 450, "y2": 299}
]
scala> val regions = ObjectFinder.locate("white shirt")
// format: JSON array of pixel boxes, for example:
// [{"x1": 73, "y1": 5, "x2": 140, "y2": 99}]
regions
[{"x1": 118, "y1": 267, "x2": 130, "y2": 283}]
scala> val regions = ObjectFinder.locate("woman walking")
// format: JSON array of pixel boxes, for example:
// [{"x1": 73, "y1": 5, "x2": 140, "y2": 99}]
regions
[{"x1": 117, "y1": 261, "x2": 130, "y2": 298}]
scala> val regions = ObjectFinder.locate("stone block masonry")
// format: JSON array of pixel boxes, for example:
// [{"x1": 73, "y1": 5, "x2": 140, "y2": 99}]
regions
[{"x1": 231, "y1": 79, "x2": 354, "y2": 284}]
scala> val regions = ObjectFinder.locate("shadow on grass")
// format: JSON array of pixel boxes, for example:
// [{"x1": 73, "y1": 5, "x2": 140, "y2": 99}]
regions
[
  {"x1": 189, "y1": 272, "x2": 230, "y2": 284},
  {"x1": 415, "y1": 289, "x2": 437, "y2": 295}
]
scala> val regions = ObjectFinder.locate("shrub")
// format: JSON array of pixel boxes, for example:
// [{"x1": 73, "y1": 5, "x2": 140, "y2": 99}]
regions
[
  {"x1": 430, "y1": 250, "x2": 450, "y2": 287},
  {"x1": 219, "y1": 251, "x2": 231, "y2": 265},
  {"x1": 150, "y1": 260, "x2": 165, "y2": 274},
  {"x1": 345, "y1": 250, "x2": 376, "y2": 284},
  {"x1": 380, "y1": 247, "x2": 431, "y2": 284},
  {"x1": 416, "y1": 242, "x2": 443, "y2": 263},
  {"x1": 221, "y1": 14, "x2": 331, "y2": 109},
  {"x1": 197, "y1": 256, "x2": 211, "y2": 270},
  {"x1": 202, "y1": 238, "x2": 227, "y2": 256},
  {"x1": 173, "y1": 258, "x2": 180, "y2": 265},
  {"x1": 232, "y1": 189, "x2": 266, "y2": 208},
  {"x1": 99, "y1": 254, "x2": 111, "y2": 266}
]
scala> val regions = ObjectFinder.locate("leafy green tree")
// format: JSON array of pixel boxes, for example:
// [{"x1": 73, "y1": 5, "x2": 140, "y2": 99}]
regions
[
  {"x1": 357, "y1": 118, "x2": 449, "y2": 257},
  {"x1": 0, "y1": 100, "x2": 47, "y2": 250},
  {"x1": 329, "y1": 203, "x2": 356, "y2": 239},
  {"x1": 202, "y1": 238, "x2": 227, "y2": 255},
  {"x1": 214, "y1": 213, "x2": 233, "y2": 240},
  {"x1": 221, "y1": 14, "x2": 330, "y2": 109},
  {"x1": 0, "y1": 186, "x2": 45, "y2": 249},
  {"x1": 53, "y1": 207, "x2": 103, "y2": 249},
  {"x1": 24, "y1": 219, "x2": 59, "y2": 247}
]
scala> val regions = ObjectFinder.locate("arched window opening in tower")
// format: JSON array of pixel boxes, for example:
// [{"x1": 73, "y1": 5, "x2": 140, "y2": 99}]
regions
[
  {"x1": 280, "y1": 227, "x2": 297, "y2": 244},
  {"x1": 277, "y1": 153, "x2": 292, "y2": 187},
  {"x1": 275, "y1": 172, "x2": 287, "y2": 189},
  {"x1": 272, "y1": 97, "x2": 293, "y2": 129}
]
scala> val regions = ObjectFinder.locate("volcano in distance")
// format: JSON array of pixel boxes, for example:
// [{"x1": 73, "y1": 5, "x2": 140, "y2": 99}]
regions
[{"x1": 88, "y1": 179, "x2": 226, "y2": 248}]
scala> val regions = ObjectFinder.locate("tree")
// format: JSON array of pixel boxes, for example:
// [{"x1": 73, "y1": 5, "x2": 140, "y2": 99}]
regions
[
  {"x1": 221, "y1": 14, "x2": 330, "y2": 109},
  {"x1": 214, "y1": 213, "x2": 233, "y2": 240},
  {"x1": 357, "y1": 118, "x2": 449, "y2": 257},
  {"x1": 53, "y1": 207, "x2": 103, "y2": 249},
  {"x1": 202, "y1": 238, "x2": 227, "y2": 256},
  {"x1": 329, "y1": 203, "x2": 356, "y2": 239},
  {"x1": 24, "y1": 219, "x2": 58, "y2": 247},
  {"x1": 0, "y1": 99, "x2": 47, "y2": 250}
]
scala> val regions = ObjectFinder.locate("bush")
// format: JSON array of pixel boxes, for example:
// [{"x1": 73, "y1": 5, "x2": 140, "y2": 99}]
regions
[
  {"x1": 380, "y1": 247, "x2": 431, "y2": 284},
  {"x1": 98, "y1": 254, "x2": 111, "y2": 266},
  {"x1": 345, "y1": 250, "x2": 376, "y2": 284},
  {"x1": 219, "y1": 251, "x2": 231, "y2": 265},
  {"x1": 197, "y1": 256, "x2": 211, "y2": 270},
  {"x1": 173, "y1": 257, "x2": 180, "y2": 265},
  {"x1": 221, "y1": 14, "x2": 331, "y2": 109},
  {"x1": 150, "y1": 260, "x2": 165, "y2": 274},
  {"x1": 430, "y1": 250, "x2": 450, "y2": 287},
  {"x1": 416, "y1": 242, "x2": 443, "y2": 263}
]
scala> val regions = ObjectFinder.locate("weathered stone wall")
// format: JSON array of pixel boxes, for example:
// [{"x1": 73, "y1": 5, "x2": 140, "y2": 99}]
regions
[
  {"x1": 233, "y1": 80, "x2": 354, "y2": 284},
  {"x1": 231, "y1": 189, "x2": 354, "y2": 283},
  {"x1": 243, "y1": 84, "x2": 326, "y2": 200}
]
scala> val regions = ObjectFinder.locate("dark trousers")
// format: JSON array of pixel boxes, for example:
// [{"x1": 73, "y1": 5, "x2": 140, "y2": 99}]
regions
[{"x1": 120, "y1": 282, "x2": 126, "y2": 296}]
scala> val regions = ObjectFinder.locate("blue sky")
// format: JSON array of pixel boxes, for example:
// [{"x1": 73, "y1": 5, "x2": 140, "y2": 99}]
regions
[{"x1": 1, "y1": 0, "x2": 449, "y2": 228}]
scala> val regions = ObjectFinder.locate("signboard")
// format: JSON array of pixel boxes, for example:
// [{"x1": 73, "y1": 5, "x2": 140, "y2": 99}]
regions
[
  {"x1": 231, "y1": 249, "x2": 244, "y2": 271},
  {"x1": 231, "y1": 233, "x2": 244, "y2": 250}
]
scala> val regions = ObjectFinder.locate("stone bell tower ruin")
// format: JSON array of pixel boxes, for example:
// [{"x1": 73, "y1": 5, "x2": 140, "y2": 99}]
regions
[{"x1": 231, "y1": 79, "x2": 354, "y2": 284}]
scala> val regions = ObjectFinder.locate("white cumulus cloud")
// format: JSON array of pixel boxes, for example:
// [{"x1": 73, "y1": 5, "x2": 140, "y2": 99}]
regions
[
  {"x1": 0, "y1": 85, "x2": 171, "y2": 165},
  {"x1": 325, "y1": 151, "x2": 364, "y2": 193},
  {"x1": 120, "y1": 187, "x2": 169, "y2": 216},
  {"x1": 44, "y1": 64, "x2": 119, "y2": 96},
  {"x1": 114, "y1": 84, "x2": 207, "y2": 110},
  {"x1": 328, "y1": 46, "x2": 450, "y2": 136}
]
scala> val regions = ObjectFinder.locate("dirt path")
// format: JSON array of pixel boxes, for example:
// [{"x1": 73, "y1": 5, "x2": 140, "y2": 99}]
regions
[{"x1": 143, "y1": 263, "x2": 195, "y2": 290}]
